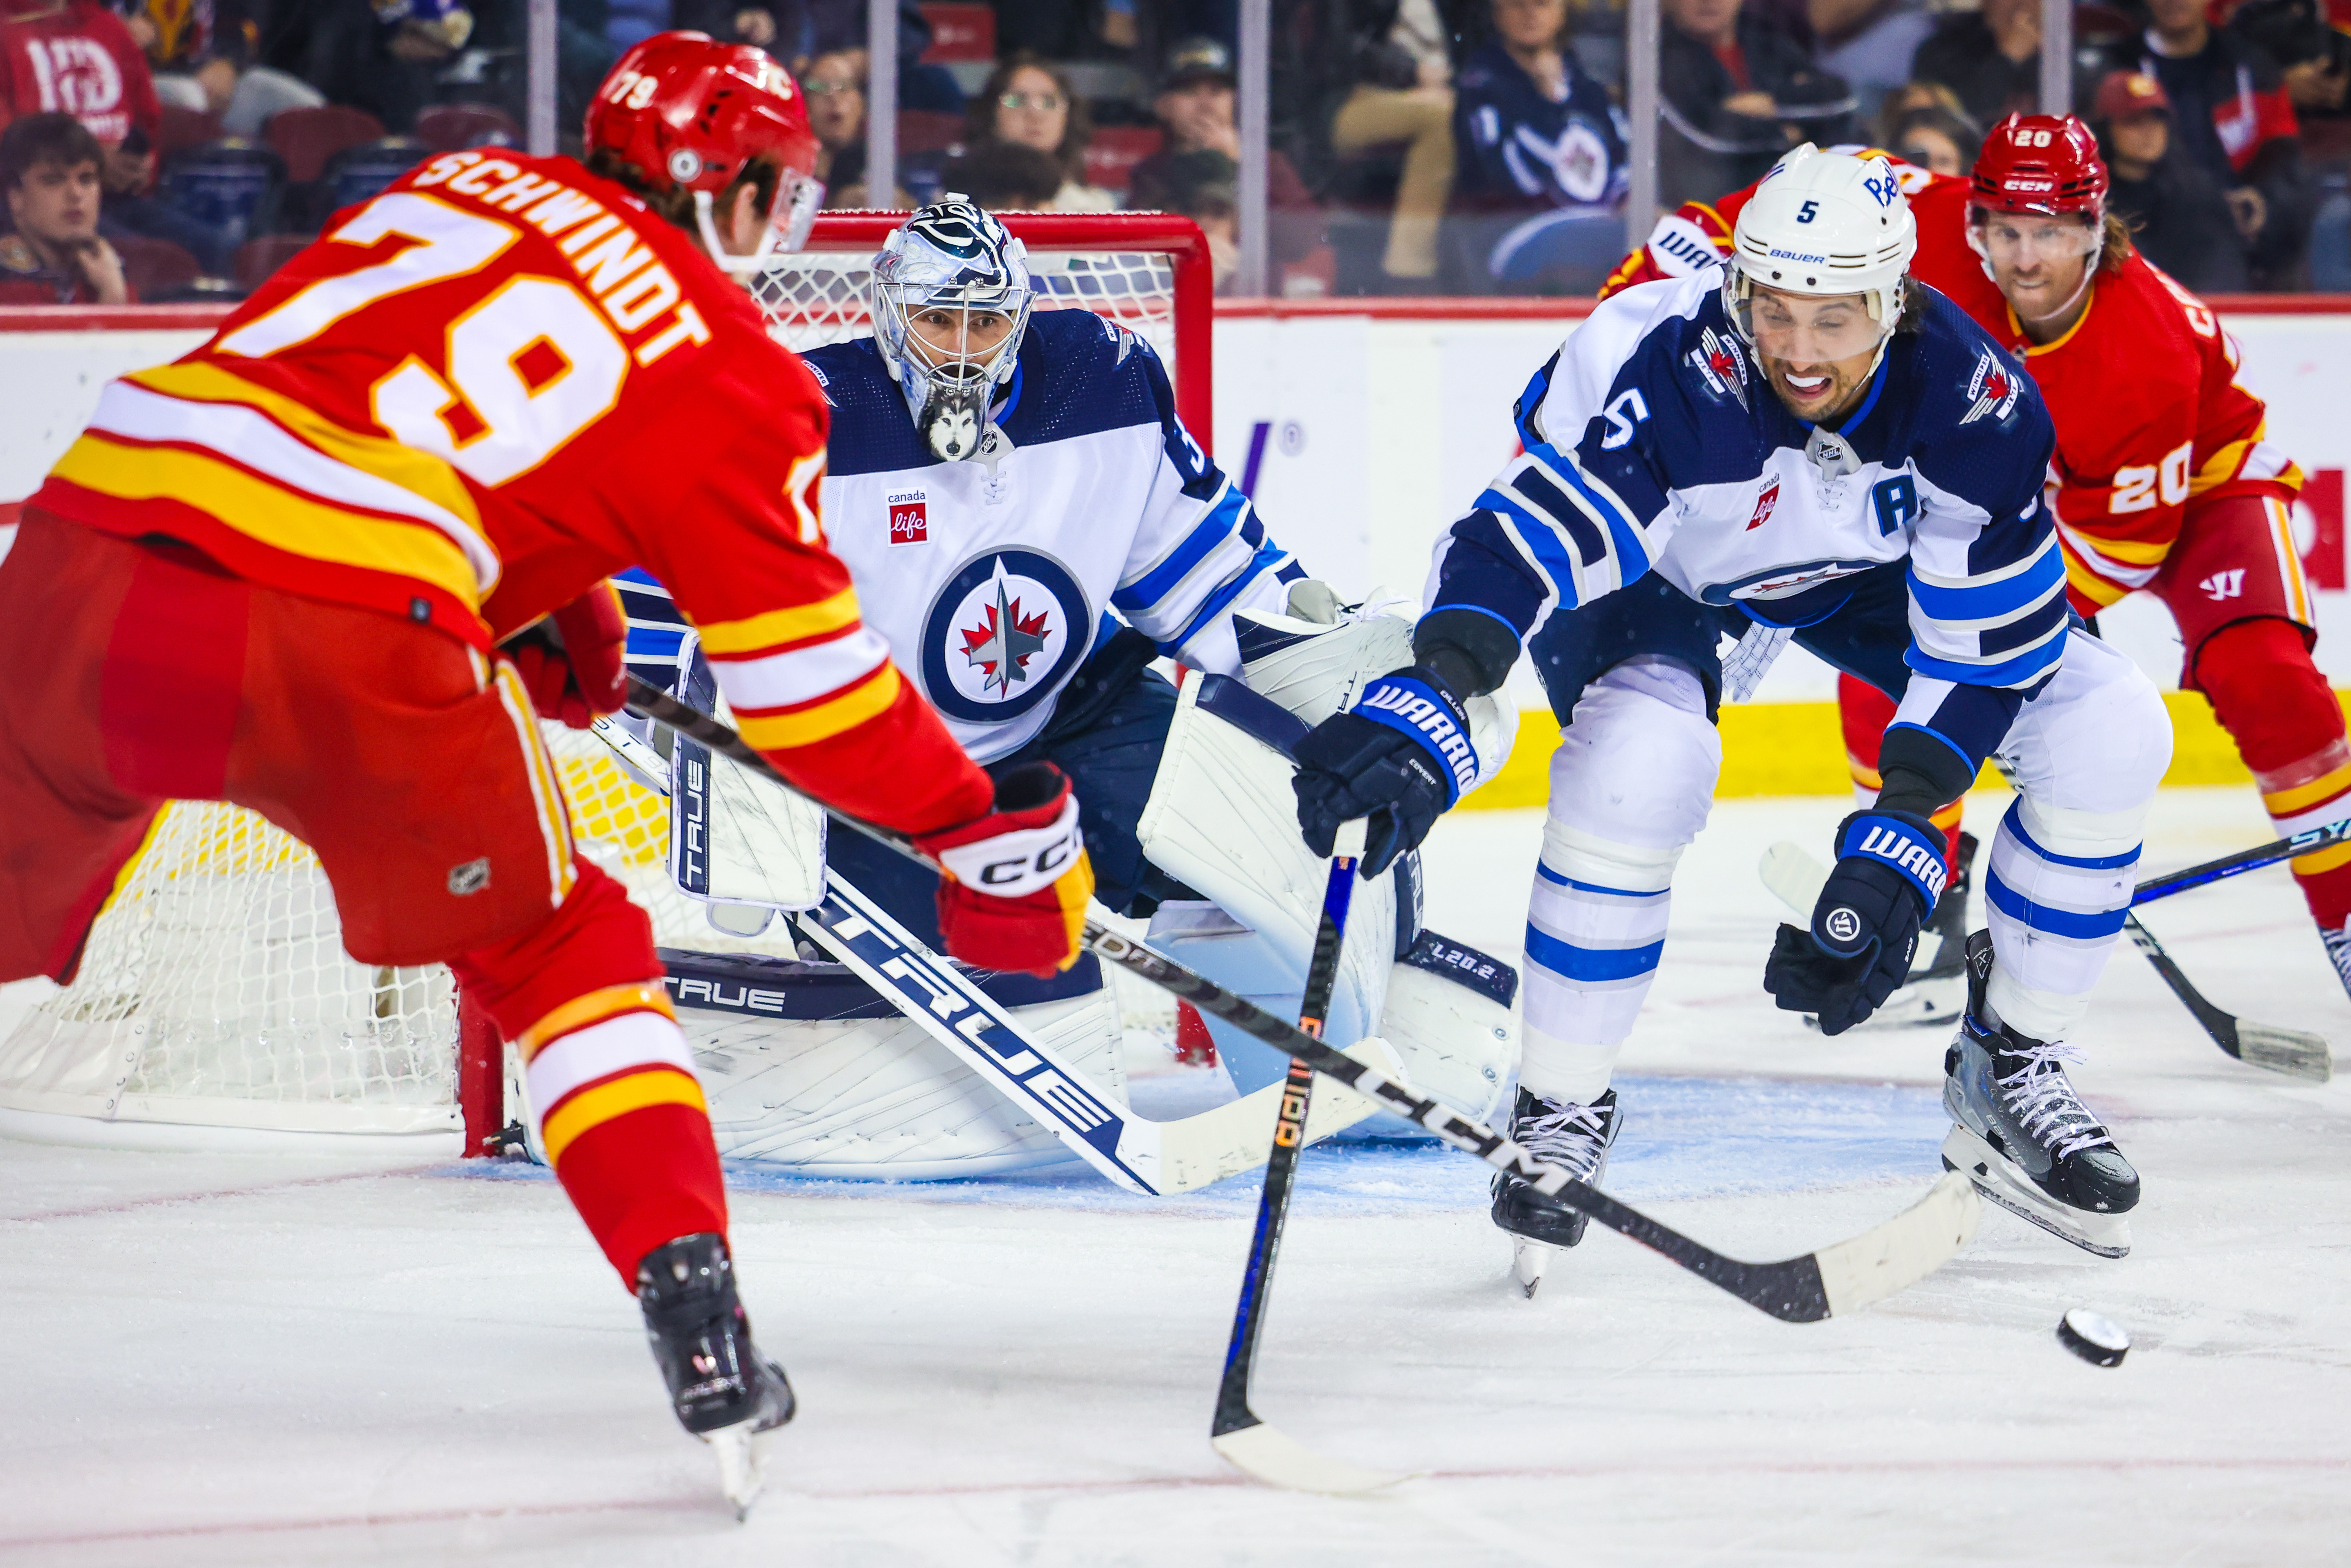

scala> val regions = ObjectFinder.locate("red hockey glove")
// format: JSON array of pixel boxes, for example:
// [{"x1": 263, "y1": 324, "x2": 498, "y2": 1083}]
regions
[
  {"x1": 912, "y1": 763, "x2": 1094, "y2": 978},
  {"x1": 507, "y1": 581, "x2": 627, "y2": 729}
]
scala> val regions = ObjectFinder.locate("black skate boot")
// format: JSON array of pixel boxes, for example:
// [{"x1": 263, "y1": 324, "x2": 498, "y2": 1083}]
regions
[
  {"x1": 637, "y1": 1233, "x2": 794, "y2": 1516},
  {"x1": 1490, "y1": 1086, "x2": 1621, "y2": 1297},
  {"x1": 1941, "y1": 931, "x2": 2138, "y2": 1258}
]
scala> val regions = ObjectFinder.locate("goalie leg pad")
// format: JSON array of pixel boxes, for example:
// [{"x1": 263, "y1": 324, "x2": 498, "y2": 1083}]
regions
[
  {"x1": 1982, "y1": 632, "x2": 2169, "y2": 1041},
  {"x1": 1521, "y1": 660, "x2": 1718, "y2": 1105}
]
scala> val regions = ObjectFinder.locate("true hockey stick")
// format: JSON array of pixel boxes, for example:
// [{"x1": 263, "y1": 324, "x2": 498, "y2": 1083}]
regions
[
  {"x1": 1210, "y1": 823, "x2": 1410, "y2": 1495},
  {"x1": 1761, "y1": 840, "x2": 2333, "y2": 1082},
  {"x1": 628, "y1": 676, "x2": 1981, "y2": 1323}
]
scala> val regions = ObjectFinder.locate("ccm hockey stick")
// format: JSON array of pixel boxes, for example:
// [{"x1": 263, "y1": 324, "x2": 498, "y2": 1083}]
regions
[
  {"x1": 1761, "y1": 834, "x2": 2335, "y2": 1082},
  {"x1": 582, "y1": 719, "x2": 1400, "y2": 1192},
  {"x1": 628, "y1": 676, "x2": 1982, "y2": 1324},
  {"x1": 1210, "y1": 822, "x2": 1411, "y2": 1496}
]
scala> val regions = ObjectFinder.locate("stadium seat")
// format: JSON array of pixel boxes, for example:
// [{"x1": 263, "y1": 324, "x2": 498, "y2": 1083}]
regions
[
  {"x1": 159, "y1": 140, "x2": 286, "y2": 255},
  {"x1": 234, "y1": 234, "x2": 309, "y2": 290},
  {"x1": 158, "y1": 104, "x2": 222, "y2": 160},
  {"x1": 897, "y1": 110, "x2": 964, "y2": 156},
  {"x1": 113, "y1": 234, "x2": 203, "y2": 299},
  {"x1": 1083, "y1": 127, "x2": 1162, "y2": 195},
  {"x1": 414, "y1": 103, "x2": 520, "y2": 152},
  {"x1": 265, "y1": 104, "x2": 386, "y2": 184},
  {"x1": 323, "y1": 138, "x2": 432, "y2": 212}
]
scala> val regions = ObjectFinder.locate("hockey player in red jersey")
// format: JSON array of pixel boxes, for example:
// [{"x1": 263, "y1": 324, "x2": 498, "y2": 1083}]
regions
[
  {"x1": 1609, "y1": 118, "x2": 2349, "y2": 1003},
  {"x1": 0, "y1": 32, "x2": 1093, "y2": 1505}
]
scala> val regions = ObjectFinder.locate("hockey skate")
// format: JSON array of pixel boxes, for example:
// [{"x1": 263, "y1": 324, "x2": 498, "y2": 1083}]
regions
[
  {"x1": 1490, "y1": 1087, "x2": 1621, "y2": 1297},
  {"x1": 637, "y1": 1233, "x2": 796, "y2": 1519},
  {"x1": 1940, "y1": 931, "x2": 2138, "y2": 1258}
]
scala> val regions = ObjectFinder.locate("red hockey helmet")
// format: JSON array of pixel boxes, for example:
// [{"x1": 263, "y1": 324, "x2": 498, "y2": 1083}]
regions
[
  {"x1": 1970, "y1": 114, "x2": 2108, "y2": 220},
  {"x1": 584, "y1": 31, "x2": 824, "y2": 266}
]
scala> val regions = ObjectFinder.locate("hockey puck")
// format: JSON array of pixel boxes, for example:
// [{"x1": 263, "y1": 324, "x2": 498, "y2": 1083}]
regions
[{"x1": 2056, "y1": 1308, "x2": 2130, "y2": 1367}]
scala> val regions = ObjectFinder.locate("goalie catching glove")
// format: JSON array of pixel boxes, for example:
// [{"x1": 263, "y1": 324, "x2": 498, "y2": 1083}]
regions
[
  {"x1": 1764, "y1": 809, "x2": 1947, "y2": 1035},
  {"x1": 503, "y1": 581, "x2": 628, "y2": 730},
  {"x1": 1293, "y1": 665, "x2": 1480, "y2": 877},
  {"x1": 914, "y1": 762, "x2": 1095, "y2": 977}
]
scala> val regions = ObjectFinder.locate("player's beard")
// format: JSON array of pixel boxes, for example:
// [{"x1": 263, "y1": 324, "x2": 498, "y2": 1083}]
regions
[
  {"x1": 1995, "y1": 254, "x2": 2093, "y2": 331},
  {"x1": 1758, "y1": 352, "x2": 1871, "y2": 425}
]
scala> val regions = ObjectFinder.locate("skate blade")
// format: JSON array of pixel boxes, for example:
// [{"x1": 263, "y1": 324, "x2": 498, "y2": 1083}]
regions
[
  {"x1": 704, "y1": 1422, "x2": 766, "y2": 1521},
  {"x1": 1940, "y1": 1127, "x2": 2130, "y2": 1259},
  {"x1": 2235, "y1": 1022, "x2": 2333, "y2": 1083},
  {"x1": 1510, "y1": 1235, "x2": 1557, "y2": 1298},
  {"x1": 1212, "y1": 1420, "x2": 1415, "y2": 1495}
]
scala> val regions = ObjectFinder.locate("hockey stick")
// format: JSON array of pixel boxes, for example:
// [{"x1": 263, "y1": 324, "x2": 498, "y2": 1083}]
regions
[
  {"x1": 1210, "y1": 822, "x2": 1410, "y2": 1495},
  {"x1": 1761, "y1": 840, "x2": 2333, "y2": 1082},
  {"x1": 626, "y1": 677, "x2": 1981, "y2": 1323}
]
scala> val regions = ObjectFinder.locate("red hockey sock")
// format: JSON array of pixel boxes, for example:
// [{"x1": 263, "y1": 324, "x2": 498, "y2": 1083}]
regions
[
  {"x1": 453, "y1": 859, "x2": 728, "y2": 1285},
  {"x1": 2194, "y1": 618, "x2": 2351, "y2": 928},
  {"x1": 1838, "y1": 673, "x2": 1965, "y2": 862}
]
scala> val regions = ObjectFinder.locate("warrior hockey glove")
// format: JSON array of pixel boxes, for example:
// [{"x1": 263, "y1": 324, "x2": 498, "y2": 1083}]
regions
[
  {"x1": 1293, "y1": 665, "x2": 1479, "y2": 877},
  {"x1": 914, "y1": 763, "x2": 1095, "y2": 978},
  {"x1": 505, "y1": 580, "x2": 628, "y2": 730},
  {"x1": 1763, "y1": 808, "x2": 1948, "y2": 1036}
]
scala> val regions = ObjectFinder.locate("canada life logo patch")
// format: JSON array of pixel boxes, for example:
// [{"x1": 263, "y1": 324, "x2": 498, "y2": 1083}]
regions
[
  {"x1": 919, "y1": 549, "x2": 1092, "y2": 723},
  {"x1": 887, "y1": 490, "x2": 928, "y2": 546},
  {"x1": 1746, "y1": 478, "x2": 1781, "y2": 531}
]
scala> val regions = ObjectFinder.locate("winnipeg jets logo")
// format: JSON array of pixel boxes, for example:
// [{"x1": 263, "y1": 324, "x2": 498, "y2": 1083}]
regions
[
  {"x1": 1687, "y1": 325, "x2": 1748, "y2": 409},
  {"x1": 959, "y1": 562, "x2": 1053, "y2": 696},
  {"x1": 2201, "y1": 569, "x2": 2246, "y2": 601},
  {"x1": 1960, "y1": 352, "x2": 2022, "y2": 426},
  {"x1": 1746, "y1": 478, "x2": 1780, "y2": 531}
]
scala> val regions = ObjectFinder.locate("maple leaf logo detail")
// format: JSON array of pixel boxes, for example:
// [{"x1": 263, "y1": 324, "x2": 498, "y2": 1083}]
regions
[
  {"x1": 1983, "y1": 369, "x2": 2010, "y2": 404},
  {"x1": 959, "y1": 571, "x2": 1052, "y2": 696},
  {"x1": 1708, "y1": 349, "x2": 1738, "y2": 379}
]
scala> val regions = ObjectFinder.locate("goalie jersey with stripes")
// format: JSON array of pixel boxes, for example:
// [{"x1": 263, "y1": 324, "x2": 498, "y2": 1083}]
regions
[
  {"x1": 1429, "y1": 270, "x2": 2064, "y2": 772},
  {"x1": 681, "y1": 308, "x2": 1305, "y2": 765}
]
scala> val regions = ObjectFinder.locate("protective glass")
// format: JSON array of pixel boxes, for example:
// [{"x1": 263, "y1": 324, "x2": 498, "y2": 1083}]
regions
[
  {"x1": 1740, "y1": 285, "x2": 1890, "y2": 365},
  {"x1": 1969, "y1": 210, "x2": 2101, "y2": 270}
]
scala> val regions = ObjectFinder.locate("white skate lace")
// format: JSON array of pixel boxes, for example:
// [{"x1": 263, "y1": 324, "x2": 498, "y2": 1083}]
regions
[
  {"x1": 2322, "y1": 926, "x2": 2351, "y2": 986},
  {"x1": 1519, "y1": 1100, "x2": 1612, "y2": 1182},
  {"x1": 1994, "y1": 1043, "x2": 2115, "y2": 1161}
]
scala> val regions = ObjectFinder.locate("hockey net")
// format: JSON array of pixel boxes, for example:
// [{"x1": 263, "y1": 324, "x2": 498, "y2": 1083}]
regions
[{"x1": 0, "y1": 212, "x2": 1212, "y2": 1154}]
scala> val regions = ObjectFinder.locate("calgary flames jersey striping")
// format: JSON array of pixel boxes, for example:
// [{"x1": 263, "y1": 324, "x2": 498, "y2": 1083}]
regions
[
  {"x1": 31, "y1": 148, "x2": 993, "y2": 835},
  {"x1": 1605, "y1": 157, "x2": 2300, "y2": 605}
]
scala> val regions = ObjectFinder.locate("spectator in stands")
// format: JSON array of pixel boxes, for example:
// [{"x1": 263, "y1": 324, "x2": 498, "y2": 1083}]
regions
[
  {"x1": 606, "y1": 0, "x2": 673, "y2": 52},
  {"x1": 2106, "y1": 0, "x2": 2313, "y2": 287},
  {"x1": 1871, "y1": 79, "x2": 1965, "y2": 144},
  {"x1": 2094, "y1": 67, "x2": 2252, "y2": 290},
  {"x1": 1450, "y1": 0, "x2": 1627, "y2": 290},
  {"x1": 256, "y1": 0, "x2": 470, "y2": 135},
  {"x1": 939, "y1": 138, "x2": 1065, "y2": 210},
  {"x1": 2230, "y1": 0, "x2": 2351, "y2": 155},
  {"x1": 1324, "y1": 0, "x2": 1464, "y2": 286},
  {"x1": 697, "y1": 1, "x2": 963, "y2": 111},
  {"x1": 1808, "y1": 0, "x2": 1934, "y2": 121},
  {"x1": 1150, "y1": 146, "x2": 1240, "y2": 290},
  {"x1": 0, "y1": 111, "x2": 127, "y2": 301},
  {"x1": 801, "y1": 46, "x2": 878, "y2": 205},
  {"x1": 119, "y1": 0, "x2": 328, "y2": 139},
  {"x1": 964, "y1": 52, "x2": 1117, "y2": 212},
  {"x1": 1908, "y1": 0, "x2": 2040, "y2": 129},
  {"x1": 1129, "y1": 36, "x2": 1322, "y2": 268},
  {"x1": 1886, "y1": 101, "x2": 1978, "y2": 174},
  {"x1": 1657, "y1": 0, "x2": 1855, "y2": 203}
]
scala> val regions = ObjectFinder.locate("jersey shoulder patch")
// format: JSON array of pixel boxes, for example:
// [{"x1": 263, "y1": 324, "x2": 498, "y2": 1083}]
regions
[{"x1": 996, "y1": 308, "x2": 1166, "y2": 449}]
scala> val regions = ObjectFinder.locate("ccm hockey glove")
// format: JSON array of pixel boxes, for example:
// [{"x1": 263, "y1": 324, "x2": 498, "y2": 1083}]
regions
[
  {"x1": 1763, "y1": 808, "x2": 1948, "y2": 1035},
  {"x1": 914, "y1": 763, "x2": 1095, "y2": 978},
  {"x1": 506, "y1": 580, "x2": 628, "y2": 729},
  {"x1": 1293, "y1": 666, "x2": 1479, "y2": 877}
]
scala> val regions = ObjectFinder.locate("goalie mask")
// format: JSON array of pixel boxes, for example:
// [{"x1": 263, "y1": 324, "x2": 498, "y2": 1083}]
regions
[{"x1": 871, "y1": 197, "x2": 1034, "y2": 462}]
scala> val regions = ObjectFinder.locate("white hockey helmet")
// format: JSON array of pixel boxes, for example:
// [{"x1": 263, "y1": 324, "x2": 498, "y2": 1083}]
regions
[
  {"x1": 1725, "y1": 144, "x2": 1918, "y2": 350},
  {"x1": 870, "y1": 196, "x2": 1034, "y2": 461}
]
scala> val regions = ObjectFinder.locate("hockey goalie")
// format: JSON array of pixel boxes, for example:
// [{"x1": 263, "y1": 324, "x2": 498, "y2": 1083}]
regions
[{"x1": 613, "y1": 197, "x2": 1524, "y2": 1179}]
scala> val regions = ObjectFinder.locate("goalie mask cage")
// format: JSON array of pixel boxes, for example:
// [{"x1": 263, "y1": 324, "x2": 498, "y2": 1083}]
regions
[{"x1": 0, "y1": 211, "x2": 1213, "y2": 1157}]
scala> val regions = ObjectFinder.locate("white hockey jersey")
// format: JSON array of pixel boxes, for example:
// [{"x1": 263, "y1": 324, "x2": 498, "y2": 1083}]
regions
[{"x1": 624, "y1": 309, "x2": 1301, "y2": 763}]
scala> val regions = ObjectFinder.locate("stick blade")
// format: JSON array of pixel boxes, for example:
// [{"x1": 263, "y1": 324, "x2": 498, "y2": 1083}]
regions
[
  {"x1": 2234, "y1": 1022, "x2": 2334, "y2": 1082},
  {"x1": 1811, "y1": 1171, "x2": 1982, "y2": 1317},
  {"x1": 1760, "y1": 841, "x2": 1829, "y2": 918},
  {"x1": 1212, "y1": 1421, "x2": 1415, "y2": 1496}
]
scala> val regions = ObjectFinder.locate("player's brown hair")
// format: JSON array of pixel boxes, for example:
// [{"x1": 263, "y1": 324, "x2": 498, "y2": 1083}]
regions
[
  {"x1": 2098, "y1": 208, "x2": 2135, "y2": 273},
  {"x1": 0, "y1": 112, "x2": 104, "y2": 191},
  {"x1": 583, "y1": 146, "x2": 781, "y2": 236}
]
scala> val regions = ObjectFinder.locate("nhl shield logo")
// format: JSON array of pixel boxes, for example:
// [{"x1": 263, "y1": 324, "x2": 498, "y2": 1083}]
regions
[{"x1": 919, "y1": 549, "x2": 1092, "y2": 723}]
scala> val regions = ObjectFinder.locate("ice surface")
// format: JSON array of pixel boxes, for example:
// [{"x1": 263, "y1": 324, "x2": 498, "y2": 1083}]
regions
[{"x1": 2, "y1": 786, "x2": 2347, "y2": 1566}]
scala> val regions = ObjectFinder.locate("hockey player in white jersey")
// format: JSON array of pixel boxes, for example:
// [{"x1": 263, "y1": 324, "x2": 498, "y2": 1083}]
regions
[
  {"x1": 1288, "y1": 147, "x2": 2174, "y2": 1272},
  {"x1": 620, "y1": 198, "x2": 1521, "y2": 1168}
]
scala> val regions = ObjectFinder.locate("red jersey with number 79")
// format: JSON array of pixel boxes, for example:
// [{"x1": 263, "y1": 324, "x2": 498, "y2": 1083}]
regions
[{"x1": 30, "y1": 147, "x2": 993, "y2": 835}]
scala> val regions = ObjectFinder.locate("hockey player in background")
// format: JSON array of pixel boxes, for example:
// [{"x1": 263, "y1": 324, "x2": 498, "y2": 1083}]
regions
[
  {"x1": 0, "y1": 33, "x2": 1094, "y2": 1504},
  {"x1": 1610, "y1": 119, "x2": 2345, "y2": 1003},
  {"x1": 1289, "y1": 146, "x2": 2173, "y2": 1274}
]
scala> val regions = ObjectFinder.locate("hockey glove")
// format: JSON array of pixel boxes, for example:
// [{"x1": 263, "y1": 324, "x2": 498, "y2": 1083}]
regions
[
  {"x1": 914, "y1": 763, "x2": 1095, "y2": 978},
  {"x1": 1763, "y1": 809, "x2": 1948, "y2": 1035},
  {"x1": 506, "y1": 580, "x2": 627, "y2": 730},
  {"x1": 1293, "y1": 666, "x2": 1479, "y2": 878}
]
